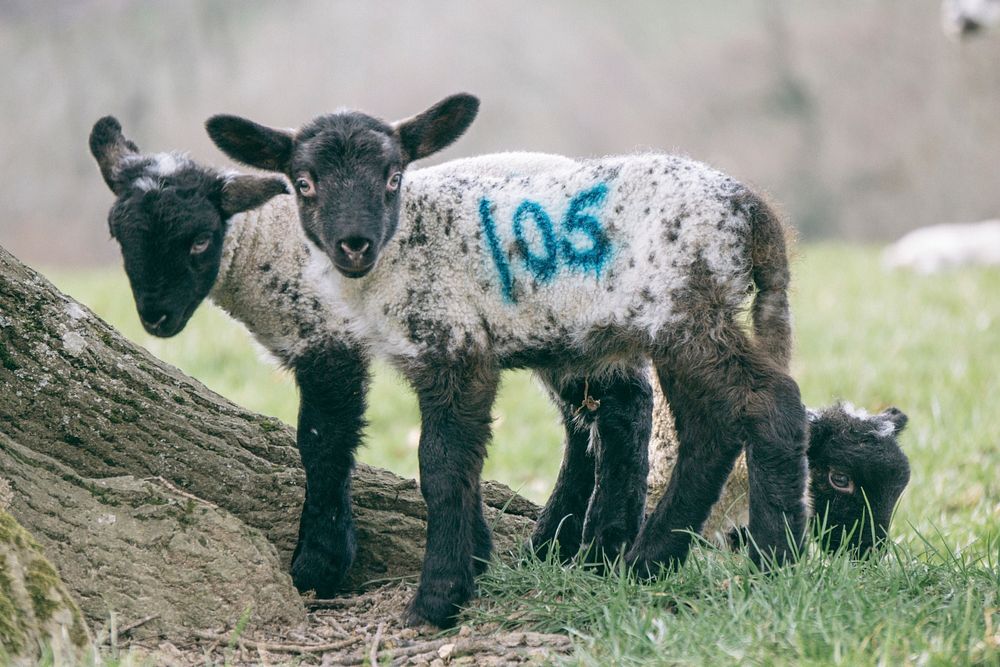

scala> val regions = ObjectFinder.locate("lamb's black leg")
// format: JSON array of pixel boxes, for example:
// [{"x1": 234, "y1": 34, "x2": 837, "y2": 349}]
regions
[
  {"x1": 580, "y1": 368, "x2": 653, "y2": 563},
  {"x1": 404, "y1": 359, "x2": 499, "y2": 629},
  {"x1": 289, "y1": 343, "x2": 369, "y2": 597},
  {"x1": 530, "y1": 375, "x2": 597, "y2": 561},
  {"x1": 627, "y1": 336, "x2": 807, "y2": 574},
  {"x1": 626, "y1": 365, "x2": 745, "y2": 573}
]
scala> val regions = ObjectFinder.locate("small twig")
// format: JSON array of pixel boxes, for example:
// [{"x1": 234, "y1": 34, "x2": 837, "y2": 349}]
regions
[
  {"x1": 369, "y1": 622, "x2": 386, "y2": 666},
  {"x1": 192, "y1": 629, "x2": 363, "y2": 654},
  {"x1": 573, "y1": 377, "x2": 601, "y2": 416},
  {"x1": 306, "y1": 596, "x2": 367, "y2": 610},
  {"x1": 94, "y1": 612, "x2": 159, "y2": 646},
  {"x1": 144, "y1": 476, "x2": 218, "y2": 507},
  {"x1": 118, "y1": 614, "x2": 159, "y2": 638}
]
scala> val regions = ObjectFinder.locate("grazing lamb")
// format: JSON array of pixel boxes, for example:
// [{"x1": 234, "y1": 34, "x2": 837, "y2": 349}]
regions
[
  {"x1": 942, "y1": 0, "x2": 1000, "y2": 37},
  {"x1": 207, "y1": 93, "x2": 808, "y2": 628},
  {"x1": 882, "y1": 220, "x2": 1000, "y2": 274},
  {"x1": 87, "y1": 116, "x2": 654, "y2": 597},
  {"x1": 649, "y1": 401, "x2": 911, "y2": 553}
]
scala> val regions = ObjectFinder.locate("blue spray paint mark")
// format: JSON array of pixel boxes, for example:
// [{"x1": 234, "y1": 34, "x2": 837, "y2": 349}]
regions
[
  {"x1": 478, "y1": 198, "x2": 514, "y2": 302},
  {"x1": 560, "y1": 183, "x2": 611, "y2": 275},
  {"x1": 512, "y1": 200, "x2": 558, "y2": 282},
  {"x1": 479, "y1": 182, "x2": 613, "y2": 304}
]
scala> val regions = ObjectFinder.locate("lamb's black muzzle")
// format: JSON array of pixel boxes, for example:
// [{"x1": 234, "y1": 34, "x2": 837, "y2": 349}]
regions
[{"x1": 331, "y1": 235, "x2": 377, "y2": 277}]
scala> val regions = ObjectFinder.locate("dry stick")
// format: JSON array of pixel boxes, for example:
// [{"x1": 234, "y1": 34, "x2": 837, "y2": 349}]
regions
[
  {"x1": 369, "y1": 622, "x2": 386, "y2": 665},
  {"x1": 307, "y1": 597, "x2": 369, "y2": 610},
  {"x1": 338, "y1": 634, "x2": 574, "y2": 666},
  {"x1": 192, "y1": 630, "x2": 364, "y2": 654},
  {"x1": 94, "y1": 614, "x2": 161, "y2": 646}
]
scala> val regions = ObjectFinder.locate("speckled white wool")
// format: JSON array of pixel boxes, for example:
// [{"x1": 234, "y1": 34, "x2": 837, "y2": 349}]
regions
[
  {"x1": 209, "y1": 194, "x2": 356, "y2": 365},
  {"x1": 305, "y1": 151, "x2": 763, "y2": 374}
]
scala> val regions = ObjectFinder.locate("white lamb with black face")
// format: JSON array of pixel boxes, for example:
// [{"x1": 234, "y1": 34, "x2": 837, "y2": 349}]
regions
[
  {"x1": 88, "y1": 117, "x2": 656, "y2": 603},
  {"x1": 207, "y1": 94, "x2": 807, "y2": 629}
]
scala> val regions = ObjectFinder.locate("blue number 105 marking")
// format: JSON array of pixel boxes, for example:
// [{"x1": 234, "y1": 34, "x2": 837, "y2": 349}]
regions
[{"x1": 478, "y1": 183, "x2": 611, "y2": 303}]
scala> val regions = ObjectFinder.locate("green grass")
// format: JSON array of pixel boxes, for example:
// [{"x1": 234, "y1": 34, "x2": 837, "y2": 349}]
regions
[{"x1": 46, "y1": 244, "x2": 1000, "y2": 664}]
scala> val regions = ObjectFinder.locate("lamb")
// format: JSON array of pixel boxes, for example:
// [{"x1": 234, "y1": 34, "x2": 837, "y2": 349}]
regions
[
  {"x1": 649, "y1": 401, "x2": 911, "y2": 553},
  {"x1": 882, "y1": 220, "x2": 1000, "y2": 274},
  {"x1": 942, "y1": 0, "x2": 1000, "y2": 37},
  {"x1": 87, "y1": 116, "x2": 655, "y2": 598},
  {"x1": 207, "y1": 93, "x2": 809, "y2": 627}
]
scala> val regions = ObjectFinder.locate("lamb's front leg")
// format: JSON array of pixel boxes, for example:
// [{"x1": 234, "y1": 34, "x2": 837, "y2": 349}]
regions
[
  {"x1": 404, "y1": 360, "x2": 499, "y2": 629},
  {"x1": 290, "y1": 343, "x2": 370, "y2": 597}
]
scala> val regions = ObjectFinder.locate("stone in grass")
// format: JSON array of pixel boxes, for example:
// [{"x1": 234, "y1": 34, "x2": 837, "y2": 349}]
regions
[{"x1": 0, "y1": 509, "x2": 93, "y2": 666}]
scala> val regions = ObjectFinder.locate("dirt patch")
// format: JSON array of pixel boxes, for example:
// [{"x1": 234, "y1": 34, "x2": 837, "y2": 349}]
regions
[{"x1": 117, "y1": 583, "x2": 573, "y2": 666}]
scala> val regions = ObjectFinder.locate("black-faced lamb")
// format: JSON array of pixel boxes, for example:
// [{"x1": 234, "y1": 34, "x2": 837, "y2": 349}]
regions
[
  {"x1": 648, "y1": 400, "x2": 911, "y2": 553},
  {"x1": 87, "y1": 116, "x2": 654, "y2": 598},
  {"x1": 207, "y1": 93, "x2": 808, "y2": 628}
]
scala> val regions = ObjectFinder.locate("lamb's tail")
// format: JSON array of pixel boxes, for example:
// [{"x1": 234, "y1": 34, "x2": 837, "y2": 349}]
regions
[{"x1": 740, "y1": 190, "x2": 793, "y2": 370}]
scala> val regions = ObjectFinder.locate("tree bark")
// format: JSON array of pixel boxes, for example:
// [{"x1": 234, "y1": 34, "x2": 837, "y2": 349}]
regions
[
  {"x1": 0, "y1": 245, "x2": 537, "y2": 640},
  {"x1": 0, "y1": 493, "x2": 92, "y2": 666}
]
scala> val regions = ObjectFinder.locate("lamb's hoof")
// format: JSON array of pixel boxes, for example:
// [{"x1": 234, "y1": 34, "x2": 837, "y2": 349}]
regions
[
  {"x1": 748, "y1": 542, "x2": 798, "y2": 572},
  {"x1": 290, "y1": 544, "x2": 352, "y2": 599},
  {"x1": 624, "y1": 547, "x2": 683, "y2": 581},
  {"x1": 525, "y1": 537, "x2": 576, "y2": 564},
  {"x1": 726, "y1": 526, "x2": 752, "y2": 552},
  {"x1": 402, "y1": 591, "x2": 460, "y2": 629}
]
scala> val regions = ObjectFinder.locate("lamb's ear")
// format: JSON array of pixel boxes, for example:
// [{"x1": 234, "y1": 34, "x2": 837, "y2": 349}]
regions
[
  {"x1": 89, "y1": 116, "x2": 140, "y2": 195},
  {"x1": 393, "y1": 93, "x2": 479, "y2": 164},
  {"x1": 219, "y1": 174, "x2": 290, "y2": 217},
  {"x1": 879, "y1": 407, "x2": 909, "y2": 435},
  {"x1": 206, "y1": 115, "x2": 295, "y2": 174}
]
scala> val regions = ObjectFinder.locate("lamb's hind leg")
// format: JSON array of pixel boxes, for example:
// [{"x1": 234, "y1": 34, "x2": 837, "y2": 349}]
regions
[
  {"x1": 580, "y1": 368, "x2": 653, "y2": 563},
  {"x1": 627, "y1": 336, "x2": 807, "y2": 573},
  {"x1": 530, "y1": 374, "x2": 598, "y2": 561},
  {"x1": 531, "y1": 368, "x2": 653, "y2": 562}
]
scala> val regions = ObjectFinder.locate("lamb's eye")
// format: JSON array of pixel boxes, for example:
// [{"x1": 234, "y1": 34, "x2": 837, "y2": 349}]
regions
[
  {"x1": 295, "y1": 175, "x2": 315, "y2": 197},
  {"x1": 828, "y1": 470, "x2": 855, "y2": 493},
  {"x1": 387, "y1": 172, "x2": 402, "y2": 192},
  {"x1": 190, "y1": 235, "x2": 212, "y2": 256}
]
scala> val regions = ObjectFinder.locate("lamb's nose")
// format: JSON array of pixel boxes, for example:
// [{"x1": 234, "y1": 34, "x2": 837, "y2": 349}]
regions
[
  {"x1": 339, "y1": 238, "x2": 371, "y2": 264},
  {"x1": 141, "y1": 314, "x2": 167, "y2": 330}
]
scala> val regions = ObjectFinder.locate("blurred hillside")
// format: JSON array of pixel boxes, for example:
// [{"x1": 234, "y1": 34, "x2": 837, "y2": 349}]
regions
[{"x1": 1, "y1": 0, "x2": 999, "y2": 267}]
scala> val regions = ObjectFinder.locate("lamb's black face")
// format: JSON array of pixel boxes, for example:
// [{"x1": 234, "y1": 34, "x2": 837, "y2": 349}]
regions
[
  {"x1": 205, "y1": 93, "x2": 480, "y2": 278},
  {"x1": 807, "y1": 405, "x2": 911, "y2": 555},
  {"x1": 89, "y1": 116, "x2": 288, "y2": 337},
  {"x1": 289, "y1": 113, "x2": 404, "y2": 277},
  {"x1": 107, "y1": 163, "x2": 228, "y2": 336}
]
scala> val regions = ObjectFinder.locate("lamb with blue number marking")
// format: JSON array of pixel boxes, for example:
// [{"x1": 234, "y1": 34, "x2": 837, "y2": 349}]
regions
[
  {"x1": 87, "y1": 116, "x2": 654, "y2": 600},
  {"x1": 206, "y1": 93, "x2": 807, "y2": 628}
]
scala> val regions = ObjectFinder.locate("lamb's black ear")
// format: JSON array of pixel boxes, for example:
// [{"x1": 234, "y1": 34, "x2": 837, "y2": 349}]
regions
[
  {"x1": 219, "y1": 174, "x2": 290, "y2": 217},
  {"x1": 393, "y1": 93, "x2": 479, "y2": 164},
  {"x1": 880, "y1": 407, "x2": 909, "y2": 435},
  {"x1": 206, "y1": 115, "x2": 295, "y2": 174},
  {"x1": 89, "y1": 116, "x2": 140, "y2": 195}
]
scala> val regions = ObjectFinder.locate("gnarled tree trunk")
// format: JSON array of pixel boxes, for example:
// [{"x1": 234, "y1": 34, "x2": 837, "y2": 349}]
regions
[{"x1": 0, "y1": 245, "x2": 537, "y2": 642}]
